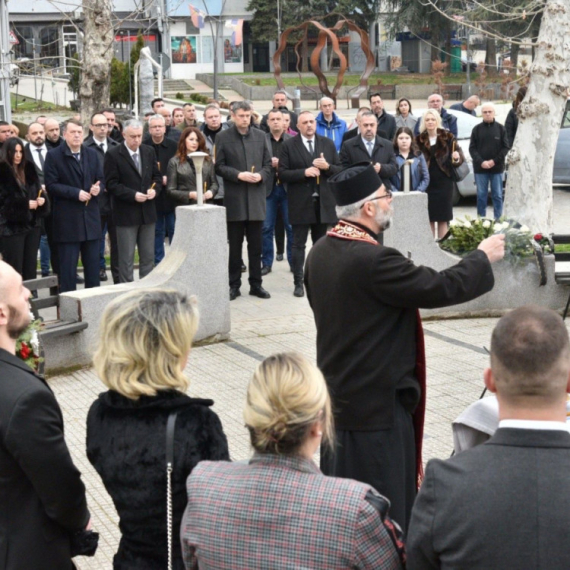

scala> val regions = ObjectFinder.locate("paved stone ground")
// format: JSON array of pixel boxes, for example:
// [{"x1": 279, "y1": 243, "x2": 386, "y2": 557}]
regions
[{"x1": 48, "y1": 246, "x2": 510, "y2": 568}]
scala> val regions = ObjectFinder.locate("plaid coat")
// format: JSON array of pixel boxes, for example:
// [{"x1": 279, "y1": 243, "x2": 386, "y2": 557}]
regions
[{"x1": 181, "y1": 454, "x2": 405, "y2": 569}]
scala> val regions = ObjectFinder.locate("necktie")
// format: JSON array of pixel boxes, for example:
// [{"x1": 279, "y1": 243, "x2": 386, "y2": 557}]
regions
[
  {"x1": 367, "y1": 141, "x2": 374, "y2": 157},
  {"x1": 73, "y1": 153, "x2": 80, "y2": 162},
  {"x1": 307, "y1": 139, "x2": 314, "y2": 156},
  {"x1": 100, "y1": 143, "x2": 105, "y2": 153},
  {"x1": 36, "y1": 148, "x2": 45, "y2": 169},
  {"x1": 132, "y1": 152, "x2": 140, "y2": 173}
]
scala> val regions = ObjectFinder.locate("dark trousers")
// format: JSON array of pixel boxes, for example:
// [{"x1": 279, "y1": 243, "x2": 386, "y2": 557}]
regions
[
  {"x1": 291, "y1": 222, "x2": 327, "y2": 286},
  {"x1": 155, "y1": 211, "x2": 176, "y2": 265},
  {"x1": 100, "y1": 214, "x2": 120, "y2": 284},
  {"x1": 44, "y1": 214, "x2": 60, "y2": 277},
  {"x1": 320, "y1": 398, "x2": 417, "y2": 535},
  {"x1": 0, "y1": 227, "x2": 41, "y2": 280},
  {"x1": 275, "y1": 209, "x2": 285, "y2": 255},
  {"x1": 262, "y1": 185, "x2": 292, "y2": 269},
  {"x1": 227, "y1": 220, "x2": 262, "y2": 290},
  {"x1": 58, "y1": 239, "x2": 100, "y2": 293}
]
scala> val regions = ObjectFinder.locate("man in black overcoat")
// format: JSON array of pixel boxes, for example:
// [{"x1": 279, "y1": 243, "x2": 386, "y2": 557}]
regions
[
  {"x1": 215, "y1": 101, "x2": 272, "y2": 301},
  {"x1": 304, "y1": 163, "x2": 505, "y2": 534},
  {"x1": 44, "y1": 119, "x2": 103, "y2": 293},
  {"x1": 339, "y1": 111, "x2": 398, "y2": 184},
  {"x1": 277, "y1": 111, "x2": 342, "y2": 297},
  {"x1": 84, "y1": 112, "x2": 119, "y2": 283},
  {"x1": 0, "y1": 261, "x2": 91, "y2": 569},
  {"x1": 142, "y1": 113, "x2": 178, "y2": 265},
  {"x1": 104, "y1": 119, "x2": 162, "y2": 283}
]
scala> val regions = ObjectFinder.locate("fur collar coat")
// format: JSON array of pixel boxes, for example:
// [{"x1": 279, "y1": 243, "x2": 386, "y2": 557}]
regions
[{"x1": 416, "y1": 128, "x2": 465, "y2": 178}]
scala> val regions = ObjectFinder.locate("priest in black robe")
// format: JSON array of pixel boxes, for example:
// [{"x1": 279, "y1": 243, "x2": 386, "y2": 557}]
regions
[{"x1": 304, "y1": 163, "x2": 505, "y2": 534}]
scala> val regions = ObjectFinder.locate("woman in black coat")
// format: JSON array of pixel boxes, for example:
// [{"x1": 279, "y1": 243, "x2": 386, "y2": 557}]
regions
[
  {"x1": 87, "y1": 289, "x2": 229, "y2": 570},
  {"x1": 416, "y1": 110, "x2": 465, "y2": 239},
  {"x1": 0, "y1": 137, "x2": 49, "y2": 279},
  {"x1": 166, "y1": 127, "x2": 218, "y2": 205}
]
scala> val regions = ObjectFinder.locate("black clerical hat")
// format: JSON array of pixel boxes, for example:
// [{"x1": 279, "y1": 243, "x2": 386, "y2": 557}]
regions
[{"x1": 329, "y1": 162, "x2": 387, "y2": 206}]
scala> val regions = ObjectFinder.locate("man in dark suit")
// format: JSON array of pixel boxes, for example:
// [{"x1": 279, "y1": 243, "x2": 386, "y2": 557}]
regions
[
  {"x1": 44, "y1": 119, "x2": 103, "y2": 293},
  {"x1": 278, "y1": 111, "x2": 341, "y2": 297},
  {"x1": 305, "y1": 164, "x2": 505, "y2": 533},
  {"x1": 0, "y1": 260, "x2": 91, "y2": 568},
  {"x1": 105, "y1": 119, "x2": 162, "y2": 283},
  {"x1": 408, "y1": 305, "x2": 570, "y2": 569},
  {"x1": 370, "y1": 93, "x2": 397, "y2": 141},
  {"x1": 340, "y1": 112, "x2": 398, "y2": 184},
  {"x1": 24, "y1": 121, "x2": 48, "y2": 185},
  {"x1": 142, "y1": 113, "x2": 178, "y2": 265},
  {"x1": 215, "y1": 101, "x2": 272, "y2": 301},
  {"x1": 84, "y1": 112, "x2": 120, "y2": 283}
]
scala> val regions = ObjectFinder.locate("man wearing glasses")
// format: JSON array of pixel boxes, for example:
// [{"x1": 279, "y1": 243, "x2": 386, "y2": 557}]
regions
[
  {"x1": 84, "y1": 112, "x2": 119, "y2": 283},
  {"x1": 305, "y1": 163, "x2": 505, "y2": 534}
]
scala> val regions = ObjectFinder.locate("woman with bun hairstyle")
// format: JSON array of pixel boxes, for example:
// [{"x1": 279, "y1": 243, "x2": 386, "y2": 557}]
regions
[{"x1": 180, "y1": 352, "x2": 405, "y2": 570}]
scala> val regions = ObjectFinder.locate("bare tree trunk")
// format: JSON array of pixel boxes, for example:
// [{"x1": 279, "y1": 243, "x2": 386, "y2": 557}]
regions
[
  {"x1": 80, "y1": 0, "x2": 114, "y2": 126},
  {"x1": 510, "y1": 42, "x2": 519, "y2": 70},
  {"x1": 505, "y1": 1, "x2": 570, "y2": 232},
  {"x1": 485, "y1": 37, "x2": 497, "y2": 76}
]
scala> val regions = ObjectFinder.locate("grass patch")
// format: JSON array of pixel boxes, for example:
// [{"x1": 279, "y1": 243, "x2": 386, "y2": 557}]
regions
[
  {"x1": 11, "y1": 93, "x2": 67, "y2": 113},
  {"x1": 555, "y1": 244, "x2": 570, "y2": 253}
]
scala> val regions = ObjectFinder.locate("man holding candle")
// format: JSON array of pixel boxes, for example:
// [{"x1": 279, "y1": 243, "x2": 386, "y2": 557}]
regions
[
  {"x1": 104, "y1": 119, "x2": 162, "y2": 283},
  {"x1": 44, "y1": 119, "x2": 103, "y2": 292},
  {"x1": 143, "y1": 114, "x2": 178, "y2": 265},
  {"x1": 278, "y1": 111, "x2": 341, "y2": 298},
  {"x1": 214, "y1": 101, "x2": 272, "y2": 301}
]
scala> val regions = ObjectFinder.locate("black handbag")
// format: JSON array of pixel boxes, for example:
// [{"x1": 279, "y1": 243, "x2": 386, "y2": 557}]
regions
[
  {"x1": 450, "y1": 141, "x2": 469, "y2": 182},
  {"x1": 166, "y1": 412, "x2": 178, "y2": 570}
]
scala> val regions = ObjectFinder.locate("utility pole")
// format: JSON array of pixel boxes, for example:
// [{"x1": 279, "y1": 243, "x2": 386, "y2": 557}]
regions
[{"x1": 0, "y1": 0, "x2": 12, "y2": 122}]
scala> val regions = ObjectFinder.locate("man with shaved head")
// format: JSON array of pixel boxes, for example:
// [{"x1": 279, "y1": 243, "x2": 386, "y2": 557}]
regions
[
  {"x1": 0, "y1": 260, "x2": 92, "y2": 567},
  {"x1": 44, "y1": 118, "x2": 64, "y2": 149},
  {"x1": 315, "y1": 97, "x2": 347, "y2": 152},
  {"x1": 450, "y1": 94, "x2": 481, "y2": 116}
]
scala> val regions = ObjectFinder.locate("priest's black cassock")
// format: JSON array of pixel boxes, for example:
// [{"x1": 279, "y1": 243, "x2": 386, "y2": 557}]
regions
[{"x1": 304, "y1": 165, "x2": 495, "y2": 534}]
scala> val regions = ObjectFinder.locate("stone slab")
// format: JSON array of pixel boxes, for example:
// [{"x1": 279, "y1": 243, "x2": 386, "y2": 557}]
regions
[
  {"x1": 44, "y1": 206, "x2": 230, "y2": 372},
  {"x1": 385, "y1": 192, "x2": 569, "y2": 318}
]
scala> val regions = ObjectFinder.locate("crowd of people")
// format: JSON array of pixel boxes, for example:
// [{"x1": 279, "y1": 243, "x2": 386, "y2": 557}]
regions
[
  {"x1": 1, "y1": 87, "x2": 547, "y2": 570},
  {"x1": 0, "y1": 86, "x2": 520, "y2": 299}
]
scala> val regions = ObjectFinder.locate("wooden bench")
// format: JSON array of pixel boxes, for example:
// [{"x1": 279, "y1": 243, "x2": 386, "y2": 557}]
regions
[
  {"x1": 552, "y1": 234, "x2": 570, "y2": 319},
  {"x1": 367, "y1": 85, "x2": 396, "y2": 100},
  {"x1": 25, "y1": 276, "x2": 89, "y2": 340}
]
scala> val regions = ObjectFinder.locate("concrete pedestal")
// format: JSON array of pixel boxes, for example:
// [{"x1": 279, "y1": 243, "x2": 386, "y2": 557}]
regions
[{"x1": 43, "y1": 205, "x2": 230, "y2": 373}]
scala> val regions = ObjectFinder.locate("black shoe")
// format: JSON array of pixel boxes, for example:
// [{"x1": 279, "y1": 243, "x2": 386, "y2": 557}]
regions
[
  {"x1": 249, "y1": 286, "x2": 271, "y2": 299},
  {"x1": 241, "y1": 263, "x2": 247, "y2": 273},
  {"x1": 276, "y1": 254, "x2": 284, "y2": 262},
  {"x1": 229, "y1": 288, "x2": 241, "y2": 301},
  {"x1": 294, "y1": 285, "x2": 305, "y2": 297},
  {"x1": 261, "y1": 265, "x2": 272, "y2": 276},
  {"x1": 76, "y1": 274, "x2": 85, "y2": 284},
  {"x1": 99, "y1": 269, "x2": 108, "y2": 281}
]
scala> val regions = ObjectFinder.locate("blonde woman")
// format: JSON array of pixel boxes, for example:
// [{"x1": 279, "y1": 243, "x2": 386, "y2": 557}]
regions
[
  {"x1": 87, "y1": 289, "x2": 229, "y2": 570},
  {"x1": 180, "y1": 353, "x2": 405, "y2": 570},
  {"x1": 416, "y1": 109, "x2": 465, "y2": 238}
]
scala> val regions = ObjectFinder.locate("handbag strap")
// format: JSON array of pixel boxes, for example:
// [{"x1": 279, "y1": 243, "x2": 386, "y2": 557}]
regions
[{"x1": 166, "y1": 412, "x2": 178, "y2": 570}]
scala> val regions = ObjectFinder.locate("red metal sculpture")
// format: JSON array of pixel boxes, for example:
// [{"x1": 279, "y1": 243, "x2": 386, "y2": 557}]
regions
[{"x1": 272, "y1": 15, "x2": 375, "y2": 103}]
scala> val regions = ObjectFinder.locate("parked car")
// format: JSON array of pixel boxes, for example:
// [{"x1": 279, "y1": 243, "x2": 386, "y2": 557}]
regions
[{"x1": 553, "y1": 98, "x2": 570, "y2": 187}]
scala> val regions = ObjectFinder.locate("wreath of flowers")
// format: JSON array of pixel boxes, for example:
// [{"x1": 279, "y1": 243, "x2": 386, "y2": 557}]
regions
[
  {"x1": 440, "y1": 216, "x2": 551, "y2": 264},
  {"x1": 16, "y1": 312, "x2": 44, "y2": 373}
]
